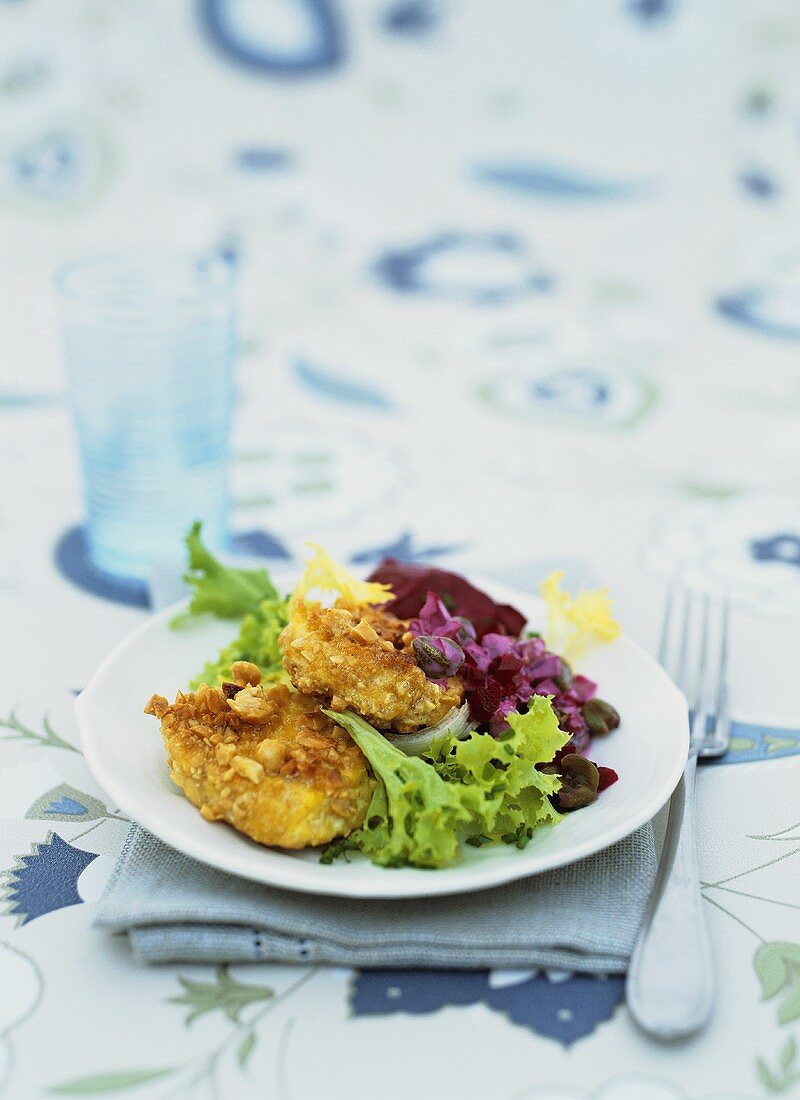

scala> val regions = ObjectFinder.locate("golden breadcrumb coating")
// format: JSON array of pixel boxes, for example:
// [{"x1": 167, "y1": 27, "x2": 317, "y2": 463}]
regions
[
  {"x1": 145, "y1": 662, "x2": 374, "y2": 849},
  {"x1": 280, "y1": 600, "x2": 463, "y2": 733}
]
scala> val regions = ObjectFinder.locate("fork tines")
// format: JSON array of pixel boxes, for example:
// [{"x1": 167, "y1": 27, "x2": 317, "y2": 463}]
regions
[{"x1": 658, "y1": 584, "x2": 731, "y2": 758}]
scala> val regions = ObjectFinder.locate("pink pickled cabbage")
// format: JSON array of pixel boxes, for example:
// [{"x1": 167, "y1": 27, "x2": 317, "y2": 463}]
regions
[{"x1": 408, "y1": 590, "x2": 599, "y2": 745}]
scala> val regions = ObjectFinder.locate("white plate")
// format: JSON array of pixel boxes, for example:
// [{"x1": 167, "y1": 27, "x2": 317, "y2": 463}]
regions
[{"x1": 76, "y1": 578, "x2": 688, "y2": 899}]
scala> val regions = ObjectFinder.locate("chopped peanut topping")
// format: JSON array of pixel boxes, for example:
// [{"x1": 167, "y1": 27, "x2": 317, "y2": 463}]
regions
[
  {"x1": 214, "y1": 742, "x2": 236, "y2": 765},
  {"x1": 230, "y1": 755, "x2": 265, "y2": 783},
  {"x1": 231, "y1": 661, "x2": 262, "y2": 687},
  {"x1": 144, "y1": 694, "x2": 169, "y2": 719},
  {"x1": 351, "y1": 618, "x2": 379, "y2": 644},
  {"x1": 200, "y1": 802, "x2": 224, "y2": 821},
  {"x1": 256, "y1": 738, "x2": 288, "y2": 769},
  {"x1": 227, "y1": 685, "x2": 270, "y2": 722}
]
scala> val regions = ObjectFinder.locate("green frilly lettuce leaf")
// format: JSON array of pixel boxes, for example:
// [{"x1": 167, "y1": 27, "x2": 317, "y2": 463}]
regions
[
  {"x1": 189, "y1": 597, "x2": 289, "y2": 689},
  {"x1": 325, "y1": 695, "x2": 566, "y2": 869},
  {"x1": 430, "y1": 694, "x2": 567, "y2": 847},
  {"x1": 323, "y1": 710, "x2": 474, "y2": 867},
  {"x1": 175, "y1": 521, "x2": 278, "y2": 622},
  {"x1": 171, "y1": 523, "x2": 289, "y2": 688}
]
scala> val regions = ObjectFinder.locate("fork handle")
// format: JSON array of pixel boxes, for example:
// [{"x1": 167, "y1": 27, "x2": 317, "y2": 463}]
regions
[{"x1": 626, "y1": 753, "x2": 714, "y2": 1039}]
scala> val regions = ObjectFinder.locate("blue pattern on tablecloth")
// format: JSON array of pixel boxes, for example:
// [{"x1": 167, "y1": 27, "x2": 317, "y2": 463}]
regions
[
  {"x1": 3, "y1": 834, "x2": 97, "y2": 925},
  {"x1": 470, "y1": 162, "x2": 650, "y2": 201},
  {"x1": 351, "y1": 969, "x2": 625, "y2": 1046},
  {"x1": 373, "y1": 232, "x2": 553, "y2": 303},
  {"x1": 198, "y1": 0, "x2": 345, "y2": 77}
]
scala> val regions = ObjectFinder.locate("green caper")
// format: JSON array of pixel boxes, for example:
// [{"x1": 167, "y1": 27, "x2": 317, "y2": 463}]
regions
[
  {"x1": 553, "y1": 753, "x2": 600, "y2": 812},
  {"x1": 582, "y1": 698, "x2": 621, "y2": 737},
  {"x1": 561, "y1": 753, "x2": 599, "y2": 783},
  {"x1": 553, "y1": 658, "x2": 573, "y2": 692}
]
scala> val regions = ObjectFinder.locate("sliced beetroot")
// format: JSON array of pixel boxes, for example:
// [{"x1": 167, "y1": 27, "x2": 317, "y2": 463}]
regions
[
  {"x1": 367, "y1": 558, "x2": 526, "y2": 639},
  {"x1": 469, "y1": 679, "x2": 504, "y2": 725},
  {"x1": 597, "y1": 766, "x2": 619, "y2": 791}
]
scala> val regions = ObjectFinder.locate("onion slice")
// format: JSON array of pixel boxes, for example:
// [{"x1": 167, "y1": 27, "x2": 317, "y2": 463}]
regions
[{"x1": 385, "y1": 702, "x2": 478, "y2": 757}]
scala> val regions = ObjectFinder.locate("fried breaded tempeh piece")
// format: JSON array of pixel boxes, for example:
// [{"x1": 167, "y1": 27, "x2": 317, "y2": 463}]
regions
[
  {"x1": 145, "y1": 662, "x2": 373, "y2": 849},
  {"x1": 280, "y1": 600, "x2": 463, "y2": 733}
]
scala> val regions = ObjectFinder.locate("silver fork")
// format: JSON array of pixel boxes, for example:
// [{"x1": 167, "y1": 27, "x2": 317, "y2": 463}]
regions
[{"x1": 626, "y1": 584, "x2": 731, "y2": 1039}]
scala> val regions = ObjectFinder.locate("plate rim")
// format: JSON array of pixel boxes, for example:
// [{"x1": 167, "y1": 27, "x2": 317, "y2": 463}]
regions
[{"x1": 76, "y1": 578, "x2": 688, "y2": 899}]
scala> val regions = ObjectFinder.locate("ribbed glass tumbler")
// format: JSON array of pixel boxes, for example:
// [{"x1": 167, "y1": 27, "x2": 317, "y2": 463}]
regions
[{"x1": 57, "y1": 251, "x2": 236, "y2": 581}]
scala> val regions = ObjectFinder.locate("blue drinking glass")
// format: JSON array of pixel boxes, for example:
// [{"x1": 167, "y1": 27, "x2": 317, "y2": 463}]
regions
[{"x1": 57, "y1": 250, "x2": 236, "y2": 581}]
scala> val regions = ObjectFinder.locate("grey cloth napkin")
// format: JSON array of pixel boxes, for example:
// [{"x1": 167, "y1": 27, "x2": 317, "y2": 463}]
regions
[{"x1": 95, "y1": 823, "x2": 655, "y2": 972}]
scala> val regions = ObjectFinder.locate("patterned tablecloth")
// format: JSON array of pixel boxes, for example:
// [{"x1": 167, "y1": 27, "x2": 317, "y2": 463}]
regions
[{"x1": 3, "y1": 2, "x2": 800, "y2": 1097}]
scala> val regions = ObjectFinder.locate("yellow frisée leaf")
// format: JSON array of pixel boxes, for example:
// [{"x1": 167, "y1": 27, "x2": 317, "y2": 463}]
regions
[
  {"x1": 540, "y1": 570, "x2": 620, "y2": 666},
  {"x1": 292, "y1": 543, "x2": 393, "y2": 607}
]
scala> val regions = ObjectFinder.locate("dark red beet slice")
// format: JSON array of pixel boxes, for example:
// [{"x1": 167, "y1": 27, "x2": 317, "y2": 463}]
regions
[
  {"x1": 367, "y1": 558, "x2": 525, "y2": 639},
  {"x1": 597, "y1": 766, "x2": 619, "y2": 791}
]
